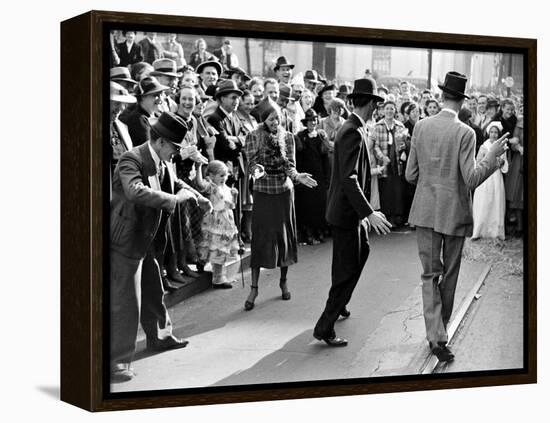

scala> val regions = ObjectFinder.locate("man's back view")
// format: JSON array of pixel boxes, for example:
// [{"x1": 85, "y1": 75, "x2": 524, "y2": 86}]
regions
[{"x1": 405, "y1": 71, "x2": 509, "y2": 362}]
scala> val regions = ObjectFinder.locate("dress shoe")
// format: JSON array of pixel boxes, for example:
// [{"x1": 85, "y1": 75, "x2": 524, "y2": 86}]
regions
[
  {"x1": 179, "y1": 264, "x2": 201, "y2": 278},
  {"x1": 212, "y1": 282, "x2": 233, "y2": 289},
  {"x1": 432, "y1": 345, "x2": 455, "y2": 362},
  {"x1": 313, "y1": 333, "x2": 348, "y2": 347},
  {"x1": 111, "y1": 363, "x2": 135, "y2": 383},
  {"x1": 162, "y1": 276, "x2": 179, "y2": 293},
  {"x1": 167, "y1": 270, "x2": 188, "y2": 284},
  {"x1": 339, "y1": 308, "x2": 351, "y2": 319},
  {"x1": 147, "y1": 335, "x2": 189, "y2": 352}
]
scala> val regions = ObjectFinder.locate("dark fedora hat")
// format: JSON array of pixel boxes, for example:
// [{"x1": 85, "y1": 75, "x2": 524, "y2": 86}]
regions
[
  {"x1": 110, "y1": 66, "x2": 137, "y2": 85},
  {"x1": 251, "y1": 97, "x2": 281, "y2": 122},
  {"x1": 150, "y1": 58, "x2": 182, "y2": 78},
  {"x1": 347, "y1": 77, "x2": 384, "y2": 103},
  {"x1": 301, "y1": 108, "x2": 320, "y2": 125},
  {"x1": 273, "y1": 56, "x2": 295, "y2": 71},
  {"x1": 303, "y1": 69, "x2": 322, "y2": 85},
  {"x1": 223, "y1": 66, "x2": 251, "y2": 82},
  {"x1": 137, "y1": 76, "x2": 169, "y2": 97},
  {"x1": 438, "y1": 71, "x2": 470, "y2": 99},
  {"x1": 279, "y1": 84, "x2": 297, "y2": 101},
  {"x1": 150, "y1": 112, "x2": 188, "y2": 146},
  {"x1": 196, "y1": 60, "x2": 223, "y2": 76},
  {"x1": 338, "y1": 84, "x2": 352, "y2": 95},
  {"x1": 319, "y1": 83, "x2": 337, "y2": 96},
  {"x1": 486, "y1": 98, "x2": 500, "y2": 109},
  {"x1": 215, "y1": 79, "x2": 244, "y2": 99}
]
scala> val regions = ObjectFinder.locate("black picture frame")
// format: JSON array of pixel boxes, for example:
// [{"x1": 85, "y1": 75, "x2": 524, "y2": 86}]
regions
[{"x1": 60, "y1": 10, "x2": 537, "y2": 412}]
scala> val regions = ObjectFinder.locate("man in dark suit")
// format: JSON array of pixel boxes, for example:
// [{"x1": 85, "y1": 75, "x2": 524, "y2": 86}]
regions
[
  {"x1": 207, "y1": 80, "x2": 247, "y2": 253},
  {"x1": 313, "y1": 78, "x2": 391, "y2": 347},
  {"x1": 110, "y1": 112, "x2": 212, "y2": 383},
  {"x1": 405, "y1": 71, "x2": 508, "y2": 362},
  {"x1": 115, "y1": 31, "x2": 143, "y2": 67},
  {"x1": 138, "y1": 32, "x2": 163, "y2": 64}
]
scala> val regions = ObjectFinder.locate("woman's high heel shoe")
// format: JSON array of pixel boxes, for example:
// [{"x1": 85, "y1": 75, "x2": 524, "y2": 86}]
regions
[
  {"x1": 244, "y1": 286, "x2": 258, "y2": 311},
  {"x1": 279, "y1": 279, "x2": 291, "y2": 301}
]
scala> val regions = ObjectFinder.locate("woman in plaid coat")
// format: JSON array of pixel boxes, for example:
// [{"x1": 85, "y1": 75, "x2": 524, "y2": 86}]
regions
[
  {"x1": 371, "y1": 101, "x2": 410, "y2": 227},
  {"x1": 243, "y1": 98, "x2": 317, "y2": 311}
]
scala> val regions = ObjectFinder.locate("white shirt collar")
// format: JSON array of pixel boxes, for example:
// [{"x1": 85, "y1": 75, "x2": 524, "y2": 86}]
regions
[
  {"x1": 220, "y1": 105, "x2": 233, "y2": 118},
  {"x1": 441, "y1": 107, "x2": 458, "y2": 117},
  {"x1": 148, "y1": 142, "x2": 162, "y2": 170},
  {"x1": 352, "y1": 112, "x2": 366, "y2": 128}
]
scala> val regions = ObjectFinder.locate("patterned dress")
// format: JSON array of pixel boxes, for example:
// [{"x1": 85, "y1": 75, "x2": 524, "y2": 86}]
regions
[{"x1": 197, "y1": 182, "x2": 240, "y2": 265}]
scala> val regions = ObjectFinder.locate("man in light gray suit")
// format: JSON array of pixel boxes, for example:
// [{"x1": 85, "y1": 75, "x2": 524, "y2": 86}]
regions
[{"x1": 405, "y1": 71, "x2": 509, "y2": 362}]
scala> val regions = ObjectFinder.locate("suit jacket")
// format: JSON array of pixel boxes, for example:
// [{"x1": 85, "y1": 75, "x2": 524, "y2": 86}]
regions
[
  {"x1": 207, "y1": 105, "x2": 244, "y2": 167},
  {"x1": 110, "y1": 143, "x2": 189, "y2": 260},
  {"x1": 115, "y1": 42, "x2": 143, "y2": 67},
  {"x1": 120, "y1": 104, "x2": 152, "y2": 147},
  {"x1": 405, "y1": 110, "x2": 499, "y2": 237},
  {"x1": 326, "y1": 113, "x2": 374, "y2": 229},
  {"x1": 138, "y1": 37, "x2": 162, "y2": 64}
]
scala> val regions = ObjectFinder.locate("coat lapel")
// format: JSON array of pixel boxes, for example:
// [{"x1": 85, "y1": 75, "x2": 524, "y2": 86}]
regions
[{"x1": 140, "y1": 143, "x2": 161, "y2": 191}]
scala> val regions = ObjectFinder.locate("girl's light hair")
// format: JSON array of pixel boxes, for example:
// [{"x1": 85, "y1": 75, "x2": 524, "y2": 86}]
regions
[{"x1": 206, "y1": 160, "x2": 228, "y2": 176}]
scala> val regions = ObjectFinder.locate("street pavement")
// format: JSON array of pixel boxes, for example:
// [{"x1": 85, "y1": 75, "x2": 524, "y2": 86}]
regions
[{"x1": 111, "y1": 231, "x2": 522, "y2": 393}]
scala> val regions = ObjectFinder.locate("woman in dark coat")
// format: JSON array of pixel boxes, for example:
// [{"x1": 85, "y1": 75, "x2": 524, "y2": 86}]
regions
[
  {"x1": 496, "y1": 99, "x2": 521, "y2": 235},
  {"x1": 295, "y1": 109, "x2": 331, "y2": 244},
  {"x1": 243, "y1": 98, "x2": 317, "y2": 311}
]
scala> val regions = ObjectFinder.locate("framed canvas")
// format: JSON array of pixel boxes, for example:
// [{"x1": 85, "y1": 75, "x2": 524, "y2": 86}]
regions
[{"x1": 60, "y1": 10, "x2": 536, "y2": 412}]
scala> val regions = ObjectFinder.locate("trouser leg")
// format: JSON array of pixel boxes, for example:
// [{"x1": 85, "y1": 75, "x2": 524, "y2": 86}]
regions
[
  {"x1": 140, "y1": 250, "x2": 173, "y2": 342},
  {"x1": 440, "y1": 234, "x2": 465, "y2": 327},
  {"x1": 314, "y1": 225, "x2": 369, "y2": 338},
  {"x1": 416, "y1": 226, "x2": 447, "y2": 346},
  {"x1": 110, "y1": 250, "x2": 142, "y2": 367}
]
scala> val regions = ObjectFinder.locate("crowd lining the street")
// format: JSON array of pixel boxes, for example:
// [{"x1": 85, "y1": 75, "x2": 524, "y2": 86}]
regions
[{"x1": 108, "y1": 30, "x2": 525, "y2": 382}]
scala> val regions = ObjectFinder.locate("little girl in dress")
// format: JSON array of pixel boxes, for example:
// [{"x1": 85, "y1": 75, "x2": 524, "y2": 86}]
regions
[
  {"x1": 196, "y1": 160, "x2": 240, "y2": 288},
  {"x1": 472, "y1": 121, "x2": 509, "y2": 240}
]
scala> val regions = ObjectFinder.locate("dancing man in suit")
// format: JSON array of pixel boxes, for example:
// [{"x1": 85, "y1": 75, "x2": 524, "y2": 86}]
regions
[
  {"x1": 405, "y1": 71, "x2": 509, "y2": 362},
  {"x1": 110, "y1": 112, "x2": 212, "y2": 383},
  {"x1": 313, "y1": 78, "x2": 391, "y2": 347}
]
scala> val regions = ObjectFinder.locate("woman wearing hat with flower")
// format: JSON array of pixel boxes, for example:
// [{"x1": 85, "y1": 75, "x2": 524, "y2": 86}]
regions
[
  {"x1": 121, "y1": 76, "x2": 169, "y2": 146},
  {"x1": 295, "y1": 108, "x2": 331, "y2": 245},
  {"x1": 242, "y1": 98, "x2": 317, "y2": 311}
]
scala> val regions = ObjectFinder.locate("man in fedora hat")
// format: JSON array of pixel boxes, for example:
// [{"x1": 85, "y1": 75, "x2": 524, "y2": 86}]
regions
[
  {"x1": 274, "y1": 56, "x2": 295, "y2": 85},
  {"x1": 277, "y1": 84, "x2": 298, "y2": 133},
  {"x1": 313, "y1": 78, "x2": 392, "y2": 347},
  {"x1": 196, "y1": 60, "x2": 223, "y2": 99},
  {"x1": 110, "y1": 66, "x2": 138, "y2": 94},
  {"x1": 120, "y1": 76, "x2": 169, "y2": 146},
  {"x1": 110, "y1": 112, "x2": 212, "y2": 383},
  {"x1": 109, "y1": 82, "x2": 136, "y2": 177},
  {"x1": 206, "y1": 79, "x2": 247, "y2": 287},
  {"x1": 405, "y1": 71, "x2": 509, "y2": 362},
  {"x1": 150, "y1": 58, "x2": 182, "y2": 113},
  {"x1": 303, "y1": 69, "x2": 323, "y2": 93}
]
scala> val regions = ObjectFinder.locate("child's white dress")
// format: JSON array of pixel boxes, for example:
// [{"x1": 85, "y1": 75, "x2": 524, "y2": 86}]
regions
[
  {"x1": 198, "y1": 182, "x2": 240, "y2": 264},
  {"x1": 472, "y1": 140, "x2": 509, "y2": 240}
]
